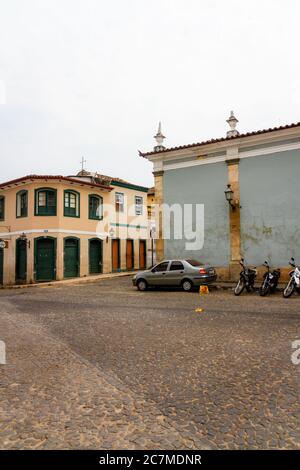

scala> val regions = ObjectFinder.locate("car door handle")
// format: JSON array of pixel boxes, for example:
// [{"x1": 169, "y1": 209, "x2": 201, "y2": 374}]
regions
[
  {"x1": 162, "y1": 272, "x2": 166, "y2": 275},
  {"x1": 180, "y1": 271, "x2": 184, "y2": 274}
]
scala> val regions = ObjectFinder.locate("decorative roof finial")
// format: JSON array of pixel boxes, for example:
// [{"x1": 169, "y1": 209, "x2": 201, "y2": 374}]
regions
[
  {"x1": 226, "y1": 111, "x2": 239, "y2": 138},
  {"x1": 154, "y1": 122, "x2": 166, "y2": 152}
]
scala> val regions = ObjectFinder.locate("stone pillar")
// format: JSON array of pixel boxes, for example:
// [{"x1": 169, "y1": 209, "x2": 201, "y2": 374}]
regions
[
  {"x1": 27, "y1": 235, "x2": 35, "y2": 284},
  {"x1": 56, "y1": 233, "x2": 64, "y2": 280},
  {"x1": 3, "y1": 237, "x2": 15, "y2": 285},
  {"x1": 226, "y1": 158, "x2": 242, "y2": 280},
  {"x1": 153, "y1": 170, "x2": 164, "y2": 262}
]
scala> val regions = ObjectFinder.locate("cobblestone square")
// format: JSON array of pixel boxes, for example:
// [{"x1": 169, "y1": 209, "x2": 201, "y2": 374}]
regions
[{"x1": 0, "y1": 278, "x2": 299, "y2": 449}]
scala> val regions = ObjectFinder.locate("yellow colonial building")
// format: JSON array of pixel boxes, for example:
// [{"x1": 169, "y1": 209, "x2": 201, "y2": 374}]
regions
[{"x1": 0, "y1": 171, "x2": 149, "y2": 285}]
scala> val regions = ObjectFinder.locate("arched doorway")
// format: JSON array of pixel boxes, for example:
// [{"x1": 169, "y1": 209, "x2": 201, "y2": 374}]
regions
[
  {"x1": 35, "y1": 237, "x2": 56, "y2": 281},
  {"x1": 89, "y1": 238, "x2": 103, "y2": 274},
  {"x1": 64, "y1": 237, "x2": 80, "y2": 278},
  {"x1": 15, "y1": 238, "x2": 27, "y2": 283}
]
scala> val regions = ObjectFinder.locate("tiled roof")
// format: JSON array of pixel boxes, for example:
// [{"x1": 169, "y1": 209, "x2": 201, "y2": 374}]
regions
[
  {"x1": 75, "y1": 171, "x2": 149, "y2": 192},
  {"x1": 0, "y1": 175, "x2": 113, "y2": 191},
  {"x1": 76, "y1": 170, "x2": 130, "y2": 185},
  {"x1": 139, "y1": 121, "x2": 300, "y2": 157}
]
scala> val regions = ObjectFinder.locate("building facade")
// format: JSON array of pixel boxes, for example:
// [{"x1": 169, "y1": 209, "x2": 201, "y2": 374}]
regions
[
  {"x1": 140, "y1": 116, "x2": 300, "y2": 281},
  {"x1": 0, "y1": 172, "x2": 149, "y2": 285},
  {"x1": 147, "y1": 187, "x2": 156, "y2": 267}
]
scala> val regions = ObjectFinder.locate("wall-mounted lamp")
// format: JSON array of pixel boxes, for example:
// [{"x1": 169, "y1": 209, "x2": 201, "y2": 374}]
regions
[
  {"x1": 19, "y1": 233, "x2": 30, "y2": 248},
  {"x1": 106, "y1": 227, "x2": 115, "y2": 243},
  {"x1": 224, "y1": 184, "x2": 239, "y2": 210}
]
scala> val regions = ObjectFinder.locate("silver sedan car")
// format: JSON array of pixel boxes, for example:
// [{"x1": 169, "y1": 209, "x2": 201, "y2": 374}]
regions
[{"x1": 132, "y1": 259, "x2": 217, "y2": 292}]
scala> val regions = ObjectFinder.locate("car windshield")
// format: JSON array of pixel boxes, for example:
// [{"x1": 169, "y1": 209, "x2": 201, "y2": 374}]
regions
[{"x1": 186, "y1": 259, "x2": 203, "y2": 267}]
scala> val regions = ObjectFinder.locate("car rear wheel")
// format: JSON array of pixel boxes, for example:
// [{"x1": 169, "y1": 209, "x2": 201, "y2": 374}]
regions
[
  {"x1": 182, "y1": 279, "x2": 193, "y2": 292},
  {"x1": 137, "y1": 279, "x2": 148, "y2": 292}
]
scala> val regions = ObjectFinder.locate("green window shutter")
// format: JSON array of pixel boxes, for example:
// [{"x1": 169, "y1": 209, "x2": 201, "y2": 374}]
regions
[
  {"x1": 89, "y1": 195, "x2": 103, "y2": 220},
  {"x1": 16, "y1": 191, "x2": 28, "y2": 218},
  {"x1": 64, "y1": 191, "x2": 79, "y2": 217},
  {"x1": 35, "y1": 189, "x2": 57, "y2": 216}
]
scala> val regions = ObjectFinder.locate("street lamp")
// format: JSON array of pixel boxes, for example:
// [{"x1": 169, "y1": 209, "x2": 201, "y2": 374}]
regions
[
  {"x1": 19, "y1": 233, "x2": 30, "y2": 248},
  {"x1": 224, "y1": 184, "x2": 236, "y2": 210}
]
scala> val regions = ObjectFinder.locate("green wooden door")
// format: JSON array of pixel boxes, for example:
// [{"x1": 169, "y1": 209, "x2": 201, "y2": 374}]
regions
[
  {"x1": 89, "y1": 239, "x2": 103, "y2": 274},
  {"x1": 35, "y1": 238, "x2": 56, "y2": 281},
  {"x1": 64, "y1": 238, "x2": 79, "y2": 278},
  {"x1": 16, "y1": 239, "x2": 27, "y2": 283},
  {"x1": 0, "y1": 248, "x2": 3, "y2": 285}
]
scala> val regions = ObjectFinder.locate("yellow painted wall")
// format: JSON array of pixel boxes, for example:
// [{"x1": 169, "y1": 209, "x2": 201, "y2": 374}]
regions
[{"x1": 0, "y1": 179, "x2": 149, "y2": 285}]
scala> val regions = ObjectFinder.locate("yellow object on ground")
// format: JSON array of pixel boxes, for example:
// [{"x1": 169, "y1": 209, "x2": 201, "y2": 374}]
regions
[
  {"x1": 195, "y1": 308, "x2": 204, "y2": 313},
  {"x1": 199, "y1": 285, "x2": 209, "y2": 295}
]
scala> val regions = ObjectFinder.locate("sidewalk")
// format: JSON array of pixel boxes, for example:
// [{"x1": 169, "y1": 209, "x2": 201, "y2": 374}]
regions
[
  {"x1": 210, "y1": 281, "x2": 287, "y2": 291},
  {"x1": 0, "y1": 271, "x2": 134, "y2": 290}
]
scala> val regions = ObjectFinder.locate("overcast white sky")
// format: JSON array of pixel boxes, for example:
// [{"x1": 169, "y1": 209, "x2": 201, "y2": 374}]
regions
[{"x1": 0, "y1": 0, "x2": 300, "y2": 186}]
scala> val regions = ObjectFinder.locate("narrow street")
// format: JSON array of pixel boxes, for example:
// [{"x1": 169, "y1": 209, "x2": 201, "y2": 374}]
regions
[{"x1": 0, "y1": 278, "x2": 299, "y2": 449}]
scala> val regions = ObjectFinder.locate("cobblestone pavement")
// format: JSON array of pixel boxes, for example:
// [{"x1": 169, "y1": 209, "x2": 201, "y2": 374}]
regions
[{"x1": 0, "y1": 279, "x2": 299, "y2": 450}]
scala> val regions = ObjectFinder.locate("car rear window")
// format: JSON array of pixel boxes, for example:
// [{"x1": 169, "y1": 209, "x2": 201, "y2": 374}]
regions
[
  {"x1": 170, "y1": 261, "x2": 184, "y2": 271},
  {"x1": 186, "y1": 259, "x2": 203, "y2": 267}
]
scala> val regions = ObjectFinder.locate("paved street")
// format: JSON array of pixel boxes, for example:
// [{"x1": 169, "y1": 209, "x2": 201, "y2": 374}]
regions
[{"x1": 0, "y1": 278, "x2": 299, "y2": 450}]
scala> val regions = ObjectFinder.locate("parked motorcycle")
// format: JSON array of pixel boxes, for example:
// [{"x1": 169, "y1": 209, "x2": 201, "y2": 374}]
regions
[
  {"x1": 283, "y1": 258, "x2": 300, "y2": 298},
  {"x1": 259, "y1": 261, "x2": 281, "y2": 296},
  {"x1": 234, "y1": 259, "x2": 257, "y2": 296}
]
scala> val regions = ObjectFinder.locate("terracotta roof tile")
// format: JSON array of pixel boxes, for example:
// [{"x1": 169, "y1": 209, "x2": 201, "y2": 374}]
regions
[
  {"x1": 0, "y1": 175, "x2": 113, "y2": 191},
  {"x1": 139, "y1": 121, "x2": 300, "y2": 157}
]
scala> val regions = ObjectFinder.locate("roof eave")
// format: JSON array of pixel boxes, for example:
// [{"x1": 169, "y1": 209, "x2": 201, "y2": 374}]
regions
[{"x1": 139, "y1": 121, "x2": 300, "y2": 158}]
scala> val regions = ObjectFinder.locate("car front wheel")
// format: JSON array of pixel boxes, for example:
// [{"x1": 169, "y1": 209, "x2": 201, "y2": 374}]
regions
[
  {"x1": 182, "y1": 279, "x2": 193, "y2": 292},
  {"x1": 137, "y1": 279, "x2": 148, "y2": 292}
]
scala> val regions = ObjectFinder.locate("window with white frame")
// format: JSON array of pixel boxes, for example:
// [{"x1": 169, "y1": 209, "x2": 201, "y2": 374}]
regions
[
  {"x1": 115, "y1": 192, "x2": 124, "y2": 212},
  {"x1": 64, "y1": 190, "x2": 80, "y2": 217},
  {"x1": 135, "y1": 196, "x2": 143, "y2": 215},
  {"x1": 16, "y1": 190, "x2": 28, "y2": 218}
]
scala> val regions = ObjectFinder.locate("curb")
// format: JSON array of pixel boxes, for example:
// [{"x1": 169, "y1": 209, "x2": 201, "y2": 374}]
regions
[
  {"x1": 210, "y1": 282, "x2": 286, "y2": 292},
  {"x1": 0, "y1": 272, "x2": 134, "y2": 290}
]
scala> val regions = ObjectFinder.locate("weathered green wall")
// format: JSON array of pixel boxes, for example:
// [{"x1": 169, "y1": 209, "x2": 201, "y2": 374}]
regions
[
  {"x1": 239, "y1": 149, "x2": 300, "y2": 266},
  {"x1": 163, "y1": 163, "x2": 230, "y2": 266}
]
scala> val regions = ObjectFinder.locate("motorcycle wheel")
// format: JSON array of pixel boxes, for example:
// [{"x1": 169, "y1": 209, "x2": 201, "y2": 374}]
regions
[
  {"x1": 283, "y1": 280, "x2": 295, "y2": 298},
  {"x1": 259, "y1": 283, "x2": 270, "y2": 297},
  {"x1": 234, "y1": 279, "x2": 245, "y2": 296}
]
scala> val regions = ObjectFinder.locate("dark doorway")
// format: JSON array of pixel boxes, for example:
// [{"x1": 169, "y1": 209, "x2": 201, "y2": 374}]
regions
[
  {"x1": 35, "y1": 237, "x2": 56, "y2": 281},
  {"x1": 89, "y1": 238, "x2": 103, "y2": 274},
  {"x1": 64, "y1": 237, "x2": 80, "y2": 278},
  {"x1": 16, "y1": 238, "x2": 27, "y2": 283}
]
